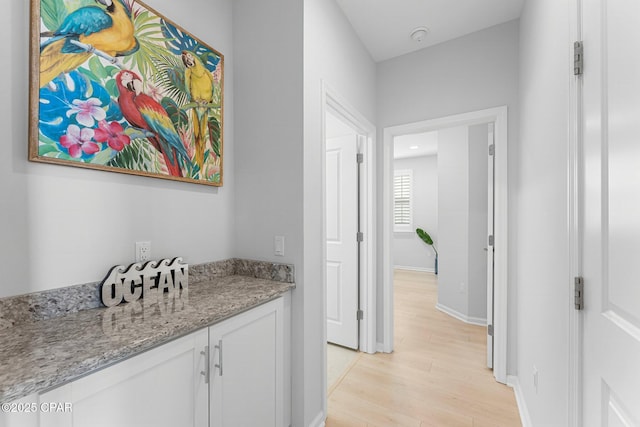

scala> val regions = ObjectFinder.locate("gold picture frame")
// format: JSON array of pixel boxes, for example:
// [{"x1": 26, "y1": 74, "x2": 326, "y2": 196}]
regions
[{"x1": 29, "y1": 0, "x2": 224, "y2": 186}]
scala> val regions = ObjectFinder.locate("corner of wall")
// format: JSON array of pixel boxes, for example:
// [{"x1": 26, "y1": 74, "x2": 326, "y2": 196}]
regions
[{"x1": 507, "y1": 375, "x2": 533, "y2": 427}]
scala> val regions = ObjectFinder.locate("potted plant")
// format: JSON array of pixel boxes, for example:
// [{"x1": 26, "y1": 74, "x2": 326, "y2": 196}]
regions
[{"x1": 416, "y1": 228, "x2": 438, "y2": 275}]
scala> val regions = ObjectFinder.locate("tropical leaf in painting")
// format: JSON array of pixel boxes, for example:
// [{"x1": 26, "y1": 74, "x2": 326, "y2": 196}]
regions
[
  {"x1": 152, "y1": 54, "x2": 189, "y2": 106},
  {"x1": 40, "y1": 0, "x2": 69, "y2": 33},
  {"x1": 108, "y1": 138, "x2": 158, "y2": 171},
  {"x1": 40, "y1": 0, "x2": 97, "y2": 32},
  {"x1": 201, "y1": 152, "x2": 221, "y2": 183},
  {"x1": 207, "y1": 114, "x2": 221, "y2": 157},
  {"x1": 161, "y1": 97, "x2": 189, "y2": 130},
  {"x1": 211, "y1": 78, "x2": 223, "y2": 108},
  {"x1": 160, "y1": 20, "x2": 221, "y2": 72},
  {"x1": 77, "y1": 56, "x2": 121, "y2": 99},
  {"x1": 122, "y1": 10, "x2": 169, "y2": 78},
  {"x1": 38, "y1": 132, "x2": 64, "y2": 158},
  {"x1": 39, "y1": 71, "x2": 122, "y2": 144}
]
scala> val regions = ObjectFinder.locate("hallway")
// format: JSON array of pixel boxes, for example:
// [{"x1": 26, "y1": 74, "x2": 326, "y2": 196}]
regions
[{"x1": 326, "y1": 270, "x2": 521, "y2": 426}]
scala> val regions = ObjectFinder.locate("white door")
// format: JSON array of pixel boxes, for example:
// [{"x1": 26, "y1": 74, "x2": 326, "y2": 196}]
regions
[
  {"x1": 582, "y1": 0, "x2": 640, "y2": 424},
  {"x1": 326, "y1": 134, "x2": 359, "y2": 349},
  {"x1": 486, "y1": 122, "x2": 495, "y2": 369}
]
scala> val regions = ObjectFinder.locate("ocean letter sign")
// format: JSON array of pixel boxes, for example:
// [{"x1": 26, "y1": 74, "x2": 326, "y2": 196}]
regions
[{"x1": 100, "y1": 257, "x2": 188, "y2": 307}]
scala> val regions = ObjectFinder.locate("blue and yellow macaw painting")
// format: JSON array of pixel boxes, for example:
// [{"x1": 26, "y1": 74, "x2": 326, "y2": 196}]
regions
[{"x1": 31, "y1": 0, "x2": 224, "y2": 186}]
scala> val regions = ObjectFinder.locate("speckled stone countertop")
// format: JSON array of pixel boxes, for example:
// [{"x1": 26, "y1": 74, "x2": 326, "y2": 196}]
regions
[{"x1": 0, "y1": 262, "x2": 294, "y2": 403}]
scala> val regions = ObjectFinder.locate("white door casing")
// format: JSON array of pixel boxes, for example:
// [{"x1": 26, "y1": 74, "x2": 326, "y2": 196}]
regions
[
  {"x1": 486, "y1": 122, "x2": 495, "y2": 369},
  {"x1": 321, "y1": 82, "x2": 377, "y2": 422},
  {"x1": 382, "y1": 106, "x2": 508, "y2": 384},
  {"x1": 581, "y1": 0, "x2": 640, "y2": 425},
  {"x1": 326, "y1": 134, "x2": 359, "y2": 350}
]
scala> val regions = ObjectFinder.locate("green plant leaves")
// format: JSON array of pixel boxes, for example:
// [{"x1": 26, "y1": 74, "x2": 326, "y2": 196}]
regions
[
  {"x1": 416, "y1": 228, "x2": 433, "y2": 245},
  {"x1": 108, "y1": 138, "x2": 157, "y2": 171},
  {"x1": 40, "y1": 0, "x2": 68, "y2": 32},
  {"x1": 208, "y1": 115, "x2": 221, "y2": 157},
  {"x1": 416, "y1": 228, "x2": 438, "y2": 255}
]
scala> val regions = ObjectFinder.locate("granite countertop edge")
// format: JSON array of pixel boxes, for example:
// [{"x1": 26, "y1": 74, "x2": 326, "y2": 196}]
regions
[{"x1": 0, "y1": 275, "x2": 294, "y2": 403}]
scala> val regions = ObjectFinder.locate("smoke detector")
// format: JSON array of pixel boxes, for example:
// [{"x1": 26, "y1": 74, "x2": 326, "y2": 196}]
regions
[{"x1": 410, "y1": 27, "x2": 430, "y2": 43}]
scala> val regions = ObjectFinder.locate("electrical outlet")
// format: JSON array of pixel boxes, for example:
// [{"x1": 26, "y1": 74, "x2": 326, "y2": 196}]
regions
[
  {"x1": 459, "y1": 282, "x2": 466, "y2": 294},
  {"x1": 533, "y1": 366, "x2": 539, "y2": 394},
  {"x1": 136, "y1": 241, "x2": 151, "y2": 262}
]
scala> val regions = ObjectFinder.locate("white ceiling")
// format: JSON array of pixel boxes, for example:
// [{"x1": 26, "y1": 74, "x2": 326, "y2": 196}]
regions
[
  {"x1": 335, "y1": 0, "x2": 524, "y2": 62},
  {"x1": 394, "y1": 131, "x2": 438, "y2": 159}
]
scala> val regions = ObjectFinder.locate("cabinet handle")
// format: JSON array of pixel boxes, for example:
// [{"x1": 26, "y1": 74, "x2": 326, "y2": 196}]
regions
[
  {"x1": 200, "y1": 346, "x2": 210, "y2": 384},
  {"x1": 214, "y1": 339, "x2": 223, "y2": 376}
]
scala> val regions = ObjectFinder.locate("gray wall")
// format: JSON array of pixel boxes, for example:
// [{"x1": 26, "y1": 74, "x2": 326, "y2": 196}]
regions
[
  {"x1": 376, "y1": 20, "x2": 519, "y2": 372},
  {"x1": 437, "y1": 126, "x2": 469, "y2": 316},
  {"x1": 393, "y1": 155, "x2": 438, "y2": 271},
  {"x1": 232, "y1": 1, "x2": 304, "y2": 425},
  {"x1": 0, "y1": 0, "x2": 235, "y2": 299},
  {"x1": 517, "y1": 0, "x2": 570, "y2": 423},
  {"x1": 468, "y1": 124, "x2": 488, "y2": 320}
]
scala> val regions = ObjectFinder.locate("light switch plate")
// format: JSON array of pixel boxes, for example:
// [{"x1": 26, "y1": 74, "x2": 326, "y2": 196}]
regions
[{"x1": 274, "y1": 236, "x2": 284, "y2": 257}]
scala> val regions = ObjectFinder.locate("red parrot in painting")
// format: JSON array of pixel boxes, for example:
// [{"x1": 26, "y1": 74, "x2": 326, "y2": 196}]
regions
[
  {"x1": 39, "y1": 0, "x2": 139, "y2": 87},
  {"x1": 116, "y1": 70, "x2": 189, "y2": 177}
]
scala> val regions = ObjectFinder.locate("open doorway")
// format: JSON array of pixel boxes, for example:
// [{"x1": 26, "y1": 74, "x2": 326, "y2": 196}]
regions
[
  {"x1": 325, "y1": 110, "x2": 360, "y2": 350},
  {"x1": 392, "y1": 122, "x2": 493, "y2": 355},
  {"x1": 382, "y1": 106, "x2": 509, "y2": 384},
  {"x1": 321, "y1": 84, "x2": 376, "y2": 411}
]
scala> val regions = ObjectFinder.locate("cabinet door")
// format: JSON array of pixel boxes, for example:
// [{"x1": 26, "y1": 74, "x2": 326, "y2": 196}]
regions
[
  {"x1": 0, "y1": 395, "x2": 39, "y2": 427},
  {"x1": 209, "y1": 298, "x2": 283, "y2": 427},
  {"x1": 40, "y1": 329, "x2": 208, "y2": 427}
]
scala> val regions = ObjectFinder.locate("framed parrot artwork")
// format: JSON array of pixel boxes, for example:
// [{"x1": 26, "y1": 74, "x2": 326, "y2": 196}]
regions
[{"x1": 28, "y1": 0, "x2": 224, "y2": 186}]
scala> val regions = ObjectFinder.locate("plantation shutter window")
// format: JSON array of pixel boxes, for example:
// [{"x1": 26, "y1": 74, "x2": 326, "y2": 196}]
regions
[{"x1": 394, "y1": 169, "x2": 413, "y2": 232}]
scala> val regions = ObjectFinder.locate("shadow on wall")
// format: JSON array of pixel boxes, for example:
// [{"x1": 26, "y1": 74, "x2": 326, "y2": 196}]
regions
[{"x1": 2, "y1": 0, "x2": 32, "y2": 298}]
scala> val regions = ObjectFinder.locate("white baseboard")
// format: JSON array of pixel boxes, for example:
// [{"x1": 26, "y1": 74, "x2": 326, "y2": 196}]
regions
[
  {"x1": 376, "y1": 342, "x2": 388, "y2": 353},
  {"x1": 435, "y1": 303, "x2": 487, "y2": 326},
  {"x1": 394, "y1": 265, "x2": 436, "y2": 273},
  {"x1": 309, "y1": 411, "x2": 325, "y2": 427},
  {"x1": 507, "y1": 375, "x2": 532, "y2": 427}
]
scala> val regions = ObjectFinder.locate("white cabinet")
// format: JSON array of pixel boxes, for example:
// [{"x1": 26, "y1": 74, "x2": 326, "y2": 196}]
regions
[
  {"x1": 209, "y1": 297, "x2": 285, "y2": 427},
  {"x1": 12, "y1": 295, "x2": 289, "y2": 427},
  {"x1": 0, "y1": 395, "x2": 40, "y2": 427},
  {"x1": 39, "y1": 329, "x2": 209, "y2": 427}
]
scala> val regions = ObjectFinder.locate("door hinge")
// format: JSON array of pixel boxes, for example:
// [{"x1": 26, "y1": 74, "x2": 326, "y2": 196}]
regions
[
  {"x1": 574, "y1": 277, "x2": 584, "y2": 310},
  {"x1": 488, "y1": 235, "x2": 494, "y2": 246},
  {"x1": 356, "y1": 153, "x2": 364, "y2": 164},
  {"x1": 357, "y1": 231, "x2": 364, "y2": 242},
  {"x1": 489, "y1": 144, "x2": 495, "y2": 156},
  {"x1": 357, "y1": 309, "x2": 364, "y2": 320},
  {"x1": 574, "y1": 41, "x2": 584, "y2": 76},
  {"x1": 488, "y1": 324, "x2": 493, "y2": 336}
]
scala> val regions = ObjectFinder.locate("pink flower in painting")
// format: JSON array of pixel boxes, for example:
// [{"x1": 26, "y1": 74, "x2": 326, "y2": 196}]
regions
[
  {"x1": 60, "y1": 125, "x2": 99, "y2": 158},
  {"x1": 66, "y1": 98, "x2": 106, "y2": 127},
  {"x1": 206, "y1": 164, "x2": 220, "y2": 180},
  {"x1": 94, "y1": 120, "x2": 131, "y2": 152},
  {"x1": 146, "y1": 83, "x2": 164, "y2": 102},
  {"x1": 179, "y1": 126, "x2": 195, "y2": 159}
]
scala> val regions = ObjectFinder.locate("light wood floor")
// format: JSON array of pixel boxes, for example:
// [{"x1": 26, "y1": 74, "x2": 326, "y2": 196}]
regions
[{"x1": 326, "y1": 270, "x2": 521, "y2": 427}]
